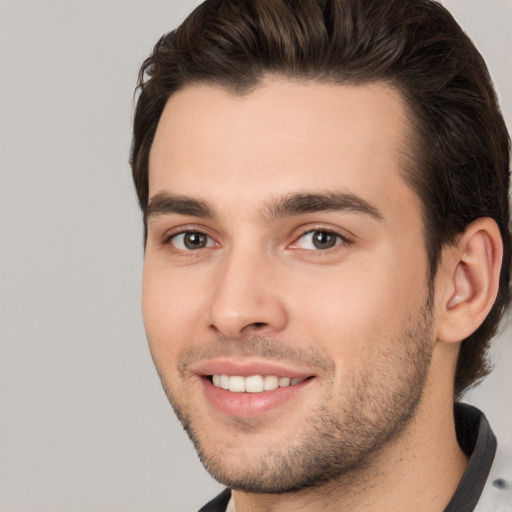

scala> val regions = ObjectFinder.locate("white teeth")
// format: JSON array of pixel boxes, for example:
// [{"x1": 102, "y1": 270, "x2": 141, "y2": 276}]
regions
[
  {"x1": 263, "y1": 375, "x2": 279, "y2": 391},
  {"x1": 219, "y1": 375, "x2": 230, "y2": 390},
  {"x1": 278, "y1": 377, "x2": 291, "y2": 387},
  {"x1": 211, "y1": 374, "x2": 305, "y2": 393},
  {"x1": 228, "y1": 376, "x2": 245, "y2": 392},
  {"x1": 245, "y1": 375, "x2": 264, "y2": 393}
]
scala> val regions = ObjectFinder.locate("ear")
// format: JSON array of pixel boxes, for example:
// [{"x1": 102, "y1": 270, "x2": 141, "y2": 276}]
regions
[{"x1": 437, "y1": 218, "x2": 503, "y2": 343}]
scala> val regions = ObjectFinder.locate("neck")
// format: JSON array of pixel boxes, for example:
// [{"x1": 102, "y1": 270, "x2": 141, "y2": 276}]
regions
[{"x1": 232, "y1": 386, "x2": 467, "y2": 512}]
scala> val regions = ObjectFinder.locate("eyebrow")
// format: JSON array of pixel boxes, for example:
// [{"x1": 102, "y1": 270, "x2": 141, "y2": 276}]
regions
[
  {"x1": 263, "y1": 191, "x2": 384, "y2": 222},
  {"x1": 145, "y1": 190, "x2": 384, "y2": 223},
  {"x1": 146, "y1": 192, "x2": 215, "y2": 221}
]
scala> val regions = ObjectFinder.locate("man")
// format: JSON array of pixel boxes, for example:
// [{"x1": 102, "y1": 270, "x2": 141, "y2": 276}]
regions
[{"x1": 130, "y1": 0, "x2": 511, "y2": 510}]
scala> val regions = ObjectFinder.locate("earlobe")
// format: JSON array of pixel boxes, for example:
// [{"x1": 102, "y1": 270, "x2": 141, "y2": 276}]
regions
[{"x1": 437, "y1": 218, "x2": 503, "y2": 343}]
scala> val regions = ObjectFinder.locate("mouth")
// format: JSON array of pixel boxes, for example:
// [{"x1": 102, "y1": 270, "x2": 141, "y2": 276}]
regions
[
  {"x1": 189, "y1": 359, "x2": 318, "y2": 417},
  {"x1": 209, "y1": 374, "x2": 308, "y2": 393},
  {"x1": 195, "y1": 362, "x2": 316, "y2": 418}
]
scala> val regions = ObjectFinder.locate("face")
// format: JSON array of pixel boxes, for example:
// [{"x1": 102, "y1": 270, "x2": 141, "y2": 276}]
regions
[{"x1": 143, "y1": 80, "x2": 435, "y2": 492}]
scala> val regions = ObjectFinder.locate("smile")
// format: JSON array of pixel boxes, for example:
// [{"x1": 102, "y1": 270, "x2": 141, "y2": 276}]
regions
[
  {"x1": 211, "y1": 374, "x2": 306, "y2": 393},
  {"x1": 194, "y1": 360, "x2": 317, "y2": 417}
]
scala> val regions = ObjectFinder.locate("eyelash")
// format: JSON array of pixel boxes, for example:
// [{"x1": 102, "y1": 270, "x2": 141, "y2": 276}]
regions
[
  {"x1": 289, "y1": 228, "x2": 351, "y2": 252},
  {"x1": 162, "y1": 228, "x2": 219, "y2": 254},
  {"x1": 161, "y1": 226, "x2": 352, "y2": 254}
]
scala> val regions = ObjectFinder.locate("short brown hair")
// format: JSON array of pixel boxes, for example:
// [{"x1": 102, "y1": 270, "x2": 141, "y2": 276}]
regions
[{"x1": 131, "y1": 0, "x2": 511, "y2": 398}]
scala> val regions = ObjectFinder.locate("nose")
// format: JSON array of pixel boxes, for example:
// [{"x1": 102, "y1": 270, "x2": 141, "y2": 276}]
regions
[{"x1": 207, "y1": 248, "x2": 288, "y2": 339}]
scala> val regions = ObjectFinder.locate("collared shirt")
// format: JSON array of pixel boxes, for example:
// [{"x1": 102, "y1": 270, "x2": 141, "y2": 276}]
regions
[{"x1": 199, "y1": 403, "x2": 512, "y2": 512}]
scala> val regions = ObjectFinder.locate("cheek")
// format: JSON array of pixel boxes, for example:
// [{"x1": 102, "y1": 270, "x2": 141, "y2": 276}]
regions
[
  {"x1": 289, "y1": 254, "x2": 427, "y2": 365},
  {"x1": 141, "y1": 261, "x2": 204, "y2": 365}
]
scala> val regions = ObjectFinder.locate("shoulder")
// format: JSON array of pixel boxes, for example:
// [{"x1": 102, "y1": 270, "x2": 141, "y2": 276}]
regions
[
  {"x1": 197, "y1": 489, "x2": 232, "y2": 512},
  {"x1": 474, "y1": 443, "x2": 512, "y2": 512}
]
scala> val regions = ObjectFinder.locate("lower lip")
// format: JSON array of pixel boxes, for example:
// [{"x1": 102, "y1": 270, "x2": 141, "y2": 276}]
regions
[{"x1": 201, "y1": 377, "x2": 313, "y2": 418}]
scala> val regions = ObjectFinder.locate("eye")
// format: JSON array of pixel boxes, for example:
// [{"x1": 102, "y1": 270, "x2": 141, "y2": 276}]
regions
[
  {"x1": 168, "y1": 231, "x2": 216, "y2": 251},
  {"x1": 294, "y1": 230, "x2": 345, "y2": 250}
]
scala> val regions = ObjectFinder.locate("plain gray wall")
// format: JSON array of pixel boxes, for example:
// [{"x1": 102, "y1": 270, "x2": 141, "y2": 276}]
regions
[{"x1": 0, "y1": 1, "x2": 510, "y2": 511}]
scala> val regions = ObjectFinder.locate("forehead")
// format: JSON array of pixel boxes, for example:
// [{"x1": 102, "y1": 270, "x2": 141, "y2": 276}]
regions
[{"x1": 148, "y1": 80, "x2": 415, "y2": 214}]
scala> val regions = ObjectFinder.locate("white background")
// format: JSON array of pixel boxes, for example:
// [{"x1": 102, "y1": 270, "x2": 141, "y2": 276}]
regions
[{"x1": 0, "y1": 1, "x2": 510, "y2": 510}]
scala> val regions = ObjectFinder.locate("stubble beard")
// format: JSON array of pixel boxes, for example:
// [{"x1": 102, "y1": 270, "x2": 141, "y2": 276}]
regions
[{"x1": 156, "y1": 297, "x2": 434, "y2": 494}]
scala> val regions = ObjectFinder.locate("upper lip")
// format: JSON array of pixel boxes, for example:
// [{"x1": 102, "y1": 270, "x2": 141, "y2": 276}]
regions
[{"x1": 192, "y1": 359, "x2": 316, "y2": 379}]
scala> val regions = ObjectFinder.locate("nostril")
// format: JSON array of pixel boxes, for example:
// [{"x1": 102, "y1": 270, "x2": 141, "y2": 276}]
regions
[{"x1": 241, "y1": 321, "x2": 269, "y2": 334}]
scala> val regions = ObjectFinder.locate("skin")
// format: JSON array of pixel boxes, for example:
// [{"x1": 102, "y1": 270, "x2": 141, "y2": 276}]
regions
[{"x1": 142, "y1": 80, "x2": 483, "y2": 511}]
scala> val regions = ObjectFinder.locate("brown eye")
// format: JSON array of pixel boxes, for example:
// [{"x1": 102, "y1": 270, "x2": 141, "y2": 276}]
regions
[
  {"x1": 311, "y1": 231, "x2": 338, "y2": 249},
  {"x1": 184, "y1": 232, "x2": 208, "y2": 249},
  {"x1": 295, "y1": 230, "x2": 344, "y2": 250},
  {"x1": 170, "y1": 231, "x2": 214, "y2": 250}
]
